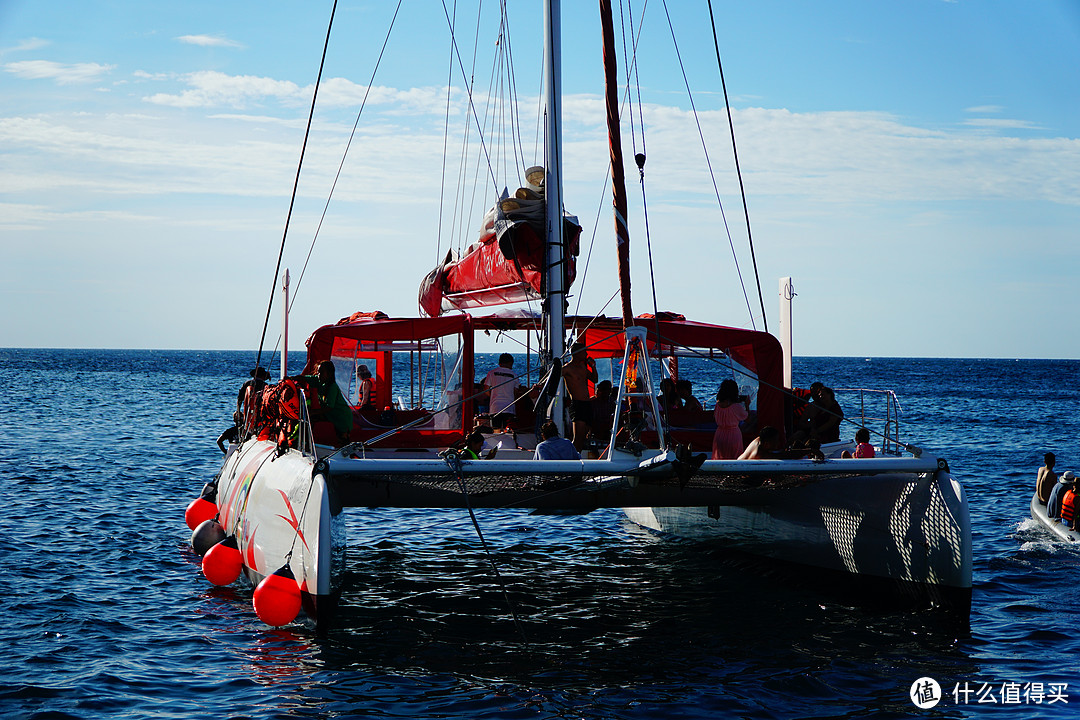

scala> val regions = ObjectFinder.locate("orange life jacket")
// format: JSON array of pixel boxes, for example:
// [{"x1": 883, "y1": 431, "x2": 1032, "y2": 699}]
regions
[
  {"x1": 359, "y1": 377, "x2": 376, "y2": 409},
  {"x1": 1062, "y1": 490, "x2": 1077, "y2": 524}
]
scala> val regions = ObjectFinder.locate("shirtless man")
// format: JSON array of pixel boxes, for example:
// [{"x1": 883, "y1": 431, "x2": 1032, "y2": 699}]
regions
[
  {"x1": 561, "y1": 341, "x2": 598, "y2": 450},
  {"x1": 1037, "y1": 452, "x2": 1057, "y2": 504}
]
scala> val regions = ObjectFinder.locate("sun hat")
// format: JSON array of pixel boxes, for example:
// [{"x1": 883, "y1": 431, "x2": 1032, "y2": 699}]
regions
[{"x1": 1061, "y1": 470, "x2": 1076, "y2": 484}]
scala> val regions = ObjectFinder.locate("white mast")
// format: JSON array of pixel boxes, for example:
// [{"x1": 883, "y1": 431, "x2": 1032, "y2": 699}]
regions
[
  {"x1": 282, "y1": 269, "x2": 290, "y2": 382},
  {"x1": 543, "y1": 0, "x2": 566, "y2": 433}
]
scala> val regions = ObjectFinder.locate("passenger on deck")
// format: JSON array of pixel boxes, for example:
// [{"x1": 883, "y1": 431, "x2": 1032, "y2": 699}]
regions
[
  {"x1": 591, "y1": 380, "x2": 616, "y2": 446},
  {"x1": 461, "y1": 430, "x2": 485, "y2": 459},
  {"x1": 737, "y1": 425, "x2": 782, "y2": 460},
  {"x1": 313, "y1": 361, "x2": 353, "y2": 444},
  {"x1": 813, "y1": 386, "x2": 844, "y2": 443},
  {"x1": 1047, "y1": 470, "x2": 1075, "y2": 520},
  {"x1": 216, "y1": 412, "x2": 241, "y2": 454},
  {"x1": 534, "y1": 420, "x2": 581, "y2": 460},
  {"x1": 676, "y1": 379, "x2": 703, "y2": 412},
  {"x1": 483, "y1": 353, "x2": 519, "y2": 430},
  {"x1": 562, "y1": 341, "x2": 598, "y2": 451},
  {"x1": 712, "y1": 379, "x2": 749, "y2": 459},
  {"x1": 792, "y1": 382, "x2": 843, "y2": 446},
  {"x1": 236, "y1": 366, "x2": 271, "y2": 427},
  {"x1": 1037, "y1": 452, "x2": 1058, "y2": 504},
  {"x1": 739, "y1": 426, "x2": 820, "y2": 460},
  {"x1": 356, "y1": 364, "x2": 376, "y2": 410},
  {"x1": 657, "y1": 378, "x2": 682, "y2": 415},
  {"x1": 841, "y1": 428, "x2": 876, "y2": 458}
]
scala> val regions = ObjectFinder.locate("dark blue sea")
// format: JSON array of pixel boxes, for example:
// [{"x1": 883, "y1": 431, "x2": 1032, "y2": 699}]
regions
[{"x1": 2, "y1": 349, "x2": 1078, "y2": 719}]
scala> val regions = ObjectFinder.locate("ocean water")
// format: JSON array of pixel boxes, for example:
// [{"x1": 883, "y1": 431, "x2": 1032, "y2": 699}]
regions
[{"x1": 2, "y1": 349, "x2": 1078, "y2": 719}]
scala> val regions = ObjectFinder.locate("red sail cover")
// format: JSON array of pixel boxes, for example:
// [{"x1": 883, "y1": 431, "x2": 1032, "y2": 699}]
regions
[{"x1": 419, "y1": 193, "x2": 581, "y2": 317}]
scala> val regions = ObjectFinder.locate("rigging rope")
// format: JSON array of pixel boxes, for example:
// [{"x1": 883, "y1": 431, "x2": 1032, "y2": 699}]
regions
[
  {"x1": 293, "y1": 0, "x2": 404, "y2": 305},
  {"x1": 706, "y1": 0, "x2": 768, "y2": 332},
  {"x1": 442, "y1": 451, "x2": 531, "y2": 648},
  {"x1": 254, "y1": 0, "x2": 338, "y2": 375},
  {"x1": 436, "y1": 0, "x2": 459, "y2": 265},
  {"x1": 659, "y1": 0, "x2": 757, "y2": 330}
]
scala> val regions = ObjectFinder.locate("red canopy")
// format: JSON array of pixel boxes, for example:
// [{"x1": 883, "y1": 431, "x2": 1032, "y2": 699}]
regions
[
  {"x1": 303, "y1": 314, "x2": 472, "y2": 374},
  {"x1": 577, "y1": 315, "x2": 785, "y2": 435}
]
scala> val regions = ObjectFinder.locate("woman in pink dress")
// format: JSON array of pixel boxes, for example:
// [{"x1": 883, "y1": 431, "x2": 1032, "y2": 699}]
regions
[{"x1": 712, "y1": 379, "x2": 749, "y2": 459}]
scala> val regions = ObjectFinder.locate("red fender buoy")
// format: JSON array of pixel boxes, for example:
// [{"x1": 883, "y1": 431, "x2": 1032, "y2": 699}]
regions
[
  {"x1": 253, "y1": 564, "x2": 302, "y2": 627},
  {"x1": 184, "y1": 495, "x2": 217, "y2": 531},
  {"x1": 202, "y1": 536, "x2": 243, "y2": 586}
]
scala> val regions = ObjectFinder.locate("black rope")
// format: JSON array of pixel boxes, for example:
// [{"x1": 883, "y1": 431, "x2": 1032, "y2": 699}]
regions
[
  {"x1": 254, "y1": 0, "x2": 338, "y2": 375},
  {"x1": 706, "y1": 0, "x2": 768, "y2": 332},
  {"x1": 659, "y1": 0, "x2": 757, "y2": 330},
  {"x1": 443, "y1": 450, "x2": 531, "y2": 648},
  {"x1": 294, "y1": 0, "x2": 404, "y2": 304},
  {"x1": 438, "y1": 0, "x2": 501, "y2": 195}
]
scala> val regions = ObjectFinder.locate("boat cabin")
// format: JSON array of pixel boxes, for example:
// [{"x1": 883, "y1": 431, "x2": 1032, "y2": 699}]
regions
[{"x1": 290, "y1": 311, "x2": 786, "y2": 456}]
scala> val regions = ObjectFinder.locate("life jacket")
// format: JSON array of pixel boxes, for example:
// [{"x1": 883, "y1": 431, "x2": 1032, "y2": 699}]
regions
[
  {"x1": 853, "y1": 442, "x2": 875, "y2": 459},
  {"x1": 1062, "y1": 490, "x2": 1077, "y2": 525},
  {"x1": 359, "y1": 377, "x2": 376, "y2": 409},
  {"x1": 790, "y1": 387, "x2": 812, "y2": 424}
]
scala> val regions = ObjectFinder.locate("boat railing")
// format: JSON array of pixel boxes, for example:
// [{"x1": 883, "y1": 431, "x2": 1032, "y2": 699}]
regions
[
  {"x1": 296, "y1": 388, "x2": 318, "y2": 458},
  {"x1": 832, "y1": 387, "x2": 906, "y2": 456}
]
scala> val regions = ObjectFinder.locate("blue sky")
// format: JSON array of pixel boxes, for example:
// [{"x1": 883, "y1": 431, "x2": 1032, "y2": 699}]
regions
[{"x1": 2, "y1": 0, "x2": 1078, "y2": 358}]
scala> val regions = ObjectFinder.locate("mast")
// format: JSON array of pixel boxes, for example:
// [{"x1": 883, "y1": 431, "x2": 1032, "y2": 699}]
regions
[
  {"x1": 543, "y1": 0, "x2": 566, "y2": 433},
  {"x1": 600, "y1": 0, "x2": 633, "y2": 326}
]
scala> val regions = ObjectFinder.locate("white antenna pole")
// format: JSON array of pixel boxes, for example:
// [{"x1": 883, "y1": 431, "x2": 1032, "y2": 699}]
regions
[
  {"x1": 282, "y1": 269, "x2": 290, "y2": 382},
  {"x1": 779, "y1": 277, "x2": 793, "y2": 388}
]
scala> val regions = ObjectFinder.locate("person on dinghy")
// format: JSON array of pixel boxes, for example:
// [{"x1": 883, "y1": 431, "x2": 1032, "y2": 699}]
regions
[
  {"x1": 1036, "y1": 452, "x2": 1057, "y2": 504},
  {"x1": 1047, "y1": 470, "x2": 1075, "y2": 520},
  {"x1": 1062, "y1": 481, "x2": 1079, "y2": 531}
]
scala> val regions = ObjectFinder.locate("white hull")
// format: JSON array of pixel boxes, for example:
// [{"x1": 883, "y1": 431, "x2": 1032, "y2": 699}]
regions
[
  {"x1": 1030, "y1": 492, "x2": 1080, "y2": 542},
  {"x1": 216, "y1": 439, "x2": 342, "y2": 602},
  {"x1": 624, "y1": 466, "x2": 972, "y2": 605},
  {"x1": 210, "y1": 441, "x2": 971, "y2": 615}
]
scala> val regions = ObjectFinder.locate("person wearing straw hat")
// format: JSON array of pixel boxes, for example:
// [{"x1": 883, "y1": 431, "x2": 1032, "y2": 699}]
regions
[{"x1": 1047, "y1": 470, "x2": 1075, "y2": 520}]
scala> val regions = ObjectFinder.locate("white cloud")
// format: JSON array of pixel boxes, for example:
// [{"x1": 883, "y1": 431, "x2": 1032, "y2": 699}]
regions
[
  {"x1": 176, "y1": 34, "x2": 244, "y2": 49},
  {"x1": 2, "y1": 37, "x2": 50, "y2": 55},
  {"x1": 139, "y1": 69, "x2": 465, "y2": 113},
  {"x1": 965, "y1": 105, "x2": 1004, "y2": 114},
  {"x1": 143, "y1": 70, "x2": 304, "y2": 108},
  {"x1": 133, "y1": 70, "x2": 172, "y2": 81},
  {"x1": 4, "y1": 60, "x2": 114, "y2": 84},
  {"x1": 599, "y1": 103, "x2": 1080, "y2": 207},
  {"x1": 963, "y1": 117, "x2": 1040, "y2": 131}
]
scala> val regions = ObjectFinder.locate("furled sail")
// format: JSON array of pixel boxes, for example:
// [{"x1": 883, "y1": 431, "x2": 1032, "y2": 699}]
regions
[{"x1": 419, "y1": 167, "x2": 581, "y2": 317}]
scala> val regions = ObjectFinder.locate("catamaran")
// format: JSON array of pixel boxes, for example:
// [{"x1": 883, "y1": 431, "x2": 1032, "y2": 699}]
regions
[{"x1": 188, "y1": 1, "x2": 972, "y2": 626}]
